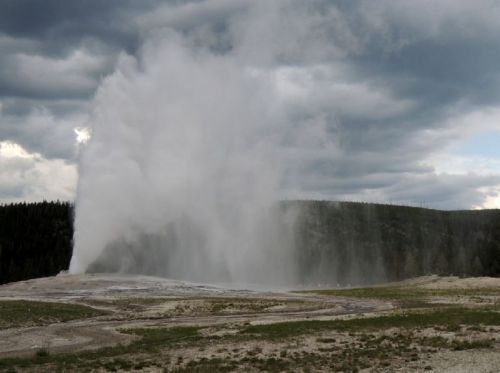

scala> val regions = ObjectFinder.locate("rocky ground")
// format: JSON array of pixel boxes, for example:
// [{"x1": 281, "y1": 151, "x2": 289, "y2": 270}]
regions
[{"x1": 0, "y1": 274, "x2": 499, "y2": 372}]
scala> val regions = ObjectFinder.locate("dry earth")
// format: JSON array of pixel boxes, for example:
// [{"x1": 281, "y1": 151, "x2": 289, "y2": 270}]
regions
[{"x1": 0, "y1": 274, "x2": 499, "y2": 372}]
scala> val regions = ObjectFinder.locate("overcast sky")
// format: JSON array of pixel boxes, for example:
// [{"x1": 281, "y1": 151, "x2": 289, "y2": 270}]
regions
[{"x1": 1, "y1": 0, "x2": 500, "y2": 209}]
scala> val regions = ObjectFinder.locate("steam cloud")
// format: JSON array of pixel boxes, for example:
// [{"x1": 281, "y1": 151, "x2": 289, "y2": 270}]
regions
[{"x1": 69, "y1": 0, "x2": 337, "y2": 285}]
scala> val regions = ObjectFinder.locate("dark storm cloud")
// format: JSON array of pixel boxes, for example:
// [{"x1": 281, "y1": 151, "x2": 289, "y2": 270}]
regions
[
  {"x1": 0, "y1": 0, "x2": 157, "y2": 102},
  {"x1": 0, "y1": 97, "x2": 87, "y2": 117},
  {"x1": 0, "y1": 0, "x2": 161, "y2": 54},
  {"x1": 0, "y1": 51, "x2": 113, "y2": 100},
  {"x1": 351, "y1": 38, "x2": 500, "y2": 110},
  {"x1": 308, "y1": 0, "x2": 500, "y2": 132}
]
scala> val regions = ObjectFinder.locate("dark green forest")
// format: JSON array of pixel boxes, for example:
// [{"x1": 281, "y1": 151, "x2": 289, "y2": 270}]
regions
[
  {"x1": 290, "y1": 201, "x2": 500, "y2": 285},
  {"x1": 1, "y1": 201, "x2": 500, "y2": 286},
  {"x1": 0, "y1": 201, "x2": 73, "y2": 285}
]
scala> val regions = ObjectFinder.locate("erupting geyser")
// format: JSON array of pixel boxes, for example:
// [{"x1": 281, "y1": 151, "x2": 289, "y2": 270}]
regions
[
  {"x1": 69, "y1": 0, "x2": 338, "y2": 285},
  {"x1": 71, "y1": 4, "x2": 284, "y2": 285}
]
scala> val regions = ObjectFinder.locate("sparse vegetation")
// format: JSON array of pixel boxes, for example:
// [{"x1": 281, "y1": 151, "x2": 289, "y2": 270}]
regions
[
  {"x1": 300, "y1": 285, "x2": 500, "y2": 309},
  {"x1": 305, "y1": 286, "x2": 500, "y2": 299},
  {"x1": 1, "y1": 303, "x2": 499, "y2": 372},
  {"x1": 35, "y1": 349, "x2": 50, "y2": 359},
  {"x1": 80, "y1": 297, "x2": 175, "y2": 311},
  {"x1": 0, "y1": 300, "x2": 107, "y2": 329},
  {"x1": 240, "y1": 307, "x2": 500, "y2": 338},
  {"x1": 0, "y1": 325, "x2": 202, "y2": 371}
]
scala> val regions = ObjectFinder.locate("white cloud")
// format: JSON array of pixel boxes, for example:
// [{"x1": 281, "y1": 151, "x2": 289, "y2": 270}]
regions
[
  {"x1": 431, "y1": 154, "x2": 500, "y2": 176},
  {"x1": 0, "y1": 106, "x2": 89, "y2": 159},
  {"x1": 480, "y1": 191, "x2": 500, "y2": 209},
  {"x1": 0, "y1": 141, "x2": 77, "y2": 203},
  {"x1": 0, "y1": 141, "x2": 34, "y2": 159},
  {"x1": 419, "y1": 109, "x2": 499, "y2": 167},
  {"x1": 442, "y1": 105, "x2": 500, "y2": 140}
]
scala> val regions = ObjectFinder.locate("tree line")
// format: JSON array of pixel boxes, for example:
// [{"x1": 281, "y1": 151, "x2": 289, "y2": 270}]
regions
[
  {"x1": 288, "y1": 201, "x2": 500, "y2": 285},
  {"x1": 0, "y1": 201, "x2": 73, "y2": 285},
  {"x1": 0, "y1": 200, "x2": 499, "y2": 286}
]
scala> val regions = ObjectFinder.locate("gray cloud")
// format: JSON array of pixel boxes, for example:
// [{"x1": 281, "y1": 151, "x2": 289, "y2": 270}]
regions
[
  {"x1": 0, "y1": 108, "x2": 86, "y2": 160},
  {"x1": 0, "y1": 46, "x2": 116, "y2": 100},
  {"x1": 0, "y1": 0, "x2": 162, "y2": 54}
]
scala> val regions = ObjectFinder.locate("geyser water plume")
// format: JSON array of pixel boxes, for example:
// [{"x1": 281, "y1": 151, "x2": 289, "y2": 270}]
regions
[
  {"x1": 70, "y1": 0, "x2": 341, "y2": 285},
  {"x1": 70, "y1": 30, "x2": 296, "y2": 284}
]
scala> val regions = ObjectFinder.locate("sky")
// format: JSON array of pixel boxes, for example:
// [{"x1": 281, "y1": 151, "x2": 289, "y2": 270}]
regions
[{"x1": 1, "y1": 0, "x2": 500, "y2": 210}]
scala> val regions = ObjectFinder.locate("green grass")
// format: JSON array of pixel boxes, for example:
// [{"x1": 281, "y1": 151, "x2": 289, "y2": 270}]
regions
[
  {"x1": 80, "y1": 297, "x2": 175, "y2": 312},
  {"x1": 297, "y1": 286, "x2": 500, "y2": 309},
  {"x1": 300, "y1": 286, "x2": 500, "y2": 299},
  {"x1": 35, "y1": 348, "x2": 50, "y2": 358},
  {"x1": 123, "y1": 326, "x2": 203, "y2": 351},
  {"x1": 1, "y1": 307, "x2": 498, "y2": 371},
  {"x1": 204, "y1": 298, "x2": 286, "y2": 314},
  {"x1": 0, "y1": 325, "x2": 203, "y2": 371},
  {"x1": 173, "y1": 357, "x2": 237, "y2": 372},
  {"x1": 0, "y1": 300, "x2": 108, "y2": 329},
  {"x1": 241, "y1": 307, "x2": 500, "y2": 339}
]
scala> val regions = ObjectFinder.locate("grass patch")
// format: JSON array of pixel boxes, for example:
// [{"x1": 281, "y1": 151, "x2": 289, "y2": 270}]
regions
[
  {"x1": 173, "y1": 357, "x2": 237, "y2": 372},
  {"x1": 80, "y1": 297, "x2": 177, "y2": 312},
  {"x1": 85, "y1": 297, "x2": 174, "y2": 305},
  {"x1": 204, "y1": 298, "x2": 289, "y2": 314},
  {"x1": 241, "y1": 307, "x2": 500, "y2": 339},
  {"x1": 123, "y1": 326, "x2": 203, "y2": 352},
  {"x1": 35, "y1": 348, "x2": 49, "y2": 358},
  {"x1": 1, "y1": 307, "x2": 498, "y2": 371},
  {"x1": 298, "y1": 286, "x2": 500, "y2": 309},
  {"x1": 300, "y1": 286, "x2": 500, "y2": 299},
  {"x1": 0, "y1": 300, "x2": 107, "y2": 329},
  {"x1": 0, "y1": 325, "x2": 203, "y2": 371}
]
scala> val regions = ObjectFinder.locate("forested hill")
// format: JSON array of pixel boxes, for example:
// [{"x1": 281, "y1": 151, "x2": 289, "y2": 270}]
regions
[
  {"x1": 289, "y1": 201, "x2": 500, "y2": 286},
  {"x1": 0, "y1": 201, "x2": 73, "y2": 285},
  {"x1": 0, "y1": 201, "x2": 500, "y2": 286}
]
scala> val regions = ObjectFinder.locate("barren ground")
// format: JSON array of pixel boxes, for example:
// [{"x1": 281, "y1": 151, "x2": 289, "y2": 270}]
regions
[{"x1": 0, "y1": 274, "x2": 499, "y2": 372}]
